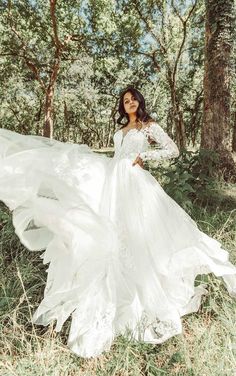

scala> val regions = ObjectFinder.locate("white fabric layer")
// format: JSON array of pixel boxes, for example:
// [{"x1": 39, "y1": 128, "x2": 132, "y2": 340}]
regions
[{"x1": 0, "y1": 124, "x2": 236, "y2": 358}]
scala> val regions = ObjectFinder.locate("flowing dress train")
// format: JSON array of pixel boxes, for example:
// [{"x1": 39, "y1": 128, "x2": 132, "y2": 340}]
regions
[{"x1": 0, "y1": 123, "x2": 235, "y2": 358}]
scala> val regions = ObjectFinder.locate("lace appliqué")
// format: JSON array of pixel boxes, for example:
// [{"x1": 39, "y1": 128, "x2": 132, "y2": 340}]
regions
[
  {"x1": 115, "y1": 219, "x2": 137, "y2": 271},
  {"x1": 137, "y1": 311, "x2": 181, "y2": 343},
  {"x1": 117, "y1": 225, "x2": 136, "y2": 270},
  {"x1": 93, "y1": 302, "x2": 116, "y2": 332},
  {"x1": 139, "y1": 123, "x2": 179, "y2": 162}
]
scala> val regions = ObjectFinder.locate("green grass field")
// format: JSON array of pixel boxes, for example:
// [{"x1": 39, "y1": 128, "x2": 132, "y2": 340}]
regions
[{"x1": 0, "y1": 179, "x2": 235, "y2": 376}]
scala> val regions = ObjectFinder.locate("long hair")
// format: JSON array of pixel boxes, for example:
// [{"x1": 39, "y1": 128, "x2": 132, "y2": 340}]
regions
[{"x1": 117, "y1": 86, "x2": 154, "y2": 130}]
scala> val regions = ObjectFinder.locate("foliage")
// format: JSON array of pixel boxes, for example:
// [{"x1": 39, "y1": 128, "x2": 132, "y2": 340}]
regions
[
  {"x1": 148, "y1": 148, "x2": 220, "y2": 213},
  {"x1": 0, "y1": 0, "x2": 207, "y2": 148}
]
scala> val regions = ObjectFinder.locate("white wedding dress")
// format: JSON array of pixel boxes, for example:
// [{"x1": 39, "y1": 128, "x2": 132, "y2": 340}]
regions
[{"x1": 0, "y1": 122, "x2": 236, "y2": 358}]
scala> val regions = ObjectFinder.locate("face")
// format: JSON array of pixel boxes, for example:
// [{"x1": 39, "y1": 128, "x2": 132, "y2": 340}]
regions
[{"x1": 123, "y1": 91, "x2": 139, "y2": 115}]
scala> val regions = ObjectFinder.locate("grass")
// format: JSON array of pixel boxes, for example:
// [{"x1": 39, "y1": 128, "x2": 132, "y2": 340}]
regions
[{"x1": 0, "y1": 178, "x2": 236, "y2": 376}]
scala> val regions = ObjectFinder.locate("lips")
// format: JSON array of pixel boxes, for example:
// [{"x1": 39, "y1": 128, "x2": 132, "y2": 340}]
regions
[{"x1": 130, "y1": 105, "x2": 136, "y2": 108}]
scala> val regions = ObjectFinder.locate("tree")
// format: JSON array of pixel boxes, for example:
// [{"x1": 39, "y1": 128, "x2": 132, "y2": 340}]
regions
[
  {"x1": 127, "y1": 0, "x2": 199, "y2": 149},
  {"x1": 201, "y1": 0, "x2": 236, "y2": 180},
  {"x1": 1, "y1": 0, "x2": 88, "y2": 138}
]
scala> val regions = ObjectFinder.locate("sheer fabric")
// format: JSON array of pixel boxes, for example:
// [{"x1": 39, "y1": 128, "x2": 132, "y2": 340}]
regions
[{"x1": 0, "y1": 124, "x2": 235, "y2": 358}]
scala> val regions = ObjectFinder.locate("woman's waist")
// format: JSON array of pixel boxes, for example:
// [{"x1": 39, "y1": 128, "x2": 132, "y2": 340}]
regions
[{"x1": 113, "y1": 151, "x2": 139, "y2": 161}]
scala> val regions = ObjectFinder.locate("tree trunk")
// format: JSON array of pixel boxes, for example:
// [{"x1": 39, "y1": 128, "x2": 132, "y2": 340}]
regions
[
  {"x1": 232, "y1": 111, "x2": 236, "y2": 152},
  {"x1": 201, "y1": 0, "x2": 236, "y2": 181},
  {"x1": 64, "y1": 100, "x2": 70, "y2": 141},
  {"x1": 43, "y1": 86, "x2": 54, "y2": 138},
  {"x1": 167, "y1": 68, "x2": 186, "y2": 149},
  {"x1": 35, "y1": 99, "x2": 42, "y2": 135}
]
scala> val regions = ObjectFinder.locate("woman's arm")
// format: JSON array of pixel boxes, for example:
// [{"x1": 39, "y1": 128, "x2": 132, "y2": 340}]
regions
[{"x1": 139, "y1": 122, "x2": 179, "y2": 162}]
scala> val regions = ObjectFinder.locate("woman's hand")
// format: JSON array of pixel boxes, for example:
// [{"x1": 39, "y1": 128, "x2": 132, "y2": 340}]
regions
[{"x1": 132, "y1": 154, "x2": 144, "y2": 168}]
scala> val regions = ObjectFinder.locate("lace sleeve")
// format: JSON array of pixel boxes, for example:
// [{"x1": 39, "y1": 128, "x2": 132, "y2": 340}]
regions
[{"x1": 139, "y1": 123, "x2": 179, "y2": 162}]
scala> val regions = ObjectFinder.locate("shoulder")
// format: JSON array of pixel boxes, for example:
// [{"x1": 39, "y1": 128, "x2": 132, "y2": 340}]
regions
[{"x1": 141, "y1": 120, "x2": 161, "y2": 132}]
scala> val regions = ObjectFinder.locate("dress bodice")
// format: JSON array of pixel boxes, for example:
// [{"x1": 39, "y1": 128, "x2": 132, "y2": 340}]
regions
[{"x1": 113, "y1": 122, "x2": 179, "y2": 163}]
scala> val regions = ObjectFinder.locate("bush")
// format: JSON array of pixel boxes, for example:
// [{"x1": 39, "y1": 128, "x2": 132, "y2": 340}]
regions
[{"x1": 148, "y1": 148, "x2": 220, "y2": 213}]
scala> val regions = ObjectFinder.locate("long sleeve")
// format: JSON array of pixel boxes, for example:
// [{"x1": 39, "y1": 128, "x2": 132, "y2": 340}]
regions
[{"x1": 139, "y1": 122, "x2": 179, "y2": 162}]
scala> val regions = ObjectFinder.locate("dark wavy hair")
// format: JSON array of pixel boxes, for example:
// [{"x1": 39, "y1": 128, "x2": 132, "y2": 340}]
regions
[{"x1": 117, "y1": 86, "x2": 154, "y2": 129}]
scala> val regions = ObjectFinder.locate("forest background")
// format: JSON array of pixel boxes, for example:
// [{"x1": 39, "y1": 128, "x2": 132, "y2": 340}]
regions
[{"x1": 0, "y1": 1, "x2": 236, "y2": 375}]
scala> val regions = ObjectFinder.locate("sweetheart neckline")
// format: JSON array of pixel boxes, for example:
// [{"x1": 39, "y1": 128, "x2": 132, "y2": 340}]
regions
[
  {"x1": 121, "y1": 128, "x2": 137, "y2": 137},
  {"x1": 114, "y1": 122, "x2": 157, "y2": 146},
  {"x1": 118, "y1": 125, "x2": 153, "y2": 147},
  {"x1": 119, "y1": 123, "x2": 155, "y2": 138}
]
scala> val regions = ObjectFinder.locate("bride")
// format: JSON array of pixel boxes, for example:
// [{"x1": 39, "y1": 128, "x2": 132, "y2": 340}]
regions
[{"x1": 0, "y1": 86, "x2": 236, "y2": 358}]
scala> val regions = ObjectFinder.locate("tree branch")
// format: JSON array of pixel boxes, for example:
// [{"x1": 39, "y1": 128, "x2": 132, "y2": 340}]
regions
[
  {"x1": 6, "y1": 1, "x2": 46, "y2": 90},
  {"x1": 131, "y1": 1, "x2": 167, "y2": 55},
  {"x1": 50, "y1": 0, "x2": 63, "y2": 51},
  {"x1": 171, "y1": 0, "x2": 198, "y2": 83}
]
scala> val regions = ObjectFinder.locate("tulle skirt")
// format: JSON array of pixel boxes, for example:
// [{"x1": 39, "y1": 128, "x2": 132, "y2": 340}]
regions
[{"x1": 0, "y1": 128, "x2": 236, "y2": 358}]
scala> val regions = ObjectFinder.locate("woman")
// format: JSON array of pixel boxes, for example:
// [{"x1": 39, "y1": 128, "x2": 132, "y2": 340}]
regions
[{"x1": 0, "y1": 86, "x2": 235, "y2": 358}]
